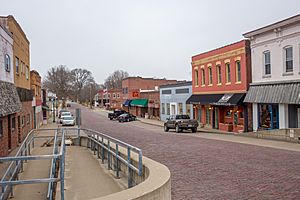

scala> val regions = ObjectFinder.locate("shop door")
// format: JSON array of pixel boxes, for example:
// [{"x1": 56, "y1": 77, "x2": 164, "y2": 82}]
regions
[
  {"x1": 298, "y1": 108, "x2": 300, "y2": 128},
  {"x1": 171, "y1": 105, "x2": 176, "y2": 115},
  {"x1": 8, "y1": 115, "x2": 11, "y2": 150},
  {"x1": 214, "y1": 107, "x2": 219, "y2": 129}
]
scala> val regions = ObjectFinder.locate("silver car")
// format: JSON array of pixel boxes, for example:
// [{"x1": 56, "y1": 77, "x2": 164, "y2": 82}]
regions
[{"x1": 62, "y1": 116, "x2": 75, "y2": 126}]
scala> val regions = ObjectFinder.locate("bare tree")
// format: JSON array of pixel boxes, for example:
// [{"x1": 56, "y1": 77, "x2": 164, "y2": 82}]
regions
[
  {"x1": 43, "y1": 65, "x2": 72, "y2": 99},
  {"x1": 70, "y1": 68, "x2": 93, "y2": 102},
  {"x1": 104, "y1": 70, "x2": 129, "y2": 89}
]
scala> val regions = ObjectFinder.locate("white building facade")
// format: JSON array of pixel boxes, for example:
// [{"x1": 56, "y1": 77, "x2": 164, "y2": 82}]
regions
[
  {"x1": 0, "y1": 25, "x2": 13, "y2": 83},
  {"x1": 160, "y1": 82, "x2": 194, "y2": 121},
  {"x1": 244, "y1": 14, "x2": 300, "y2": 131}
]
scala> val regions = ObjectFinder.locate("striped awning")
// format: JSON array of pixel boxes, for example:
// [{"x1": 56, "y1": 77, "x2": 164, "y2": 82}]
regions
[{"x1": 244, "y1": 82, "x2": 300, "y2": 104}]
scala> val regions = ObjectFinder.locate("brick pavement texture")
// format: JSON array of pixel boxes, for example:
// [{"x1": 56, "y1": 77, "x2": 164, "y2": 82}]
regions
[{"x1": 76, "y1": 105, "x2": 300, "y2": 200}]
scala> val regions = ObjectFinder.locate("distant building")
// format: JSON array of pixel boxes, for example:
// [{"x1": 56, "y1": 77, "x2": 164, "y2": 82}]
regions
[
  {"x1": 122, "y1": 76, "x2": 178, "y2": 117},
  {"x1": 188, "y1": 40, "x2": 252, "y2": 133},
  {"x1": 31, "y1": 70, "x2": 42, "y2": 128},
  {"x1": 160, "y1": 81, "x2": 193, "y2": 121},
  {"x1": 0, "y1": 24, "x2": 22, "y2": 156},
  {"x1": 244, "y1": 14, "x2": 300, "y2": 131},
  {"x1": 0, "y1": 15, "x2": 33, "y2": 142},
  {"x1": 98, "y1": 88, "x2": 123, "y2": 110}
]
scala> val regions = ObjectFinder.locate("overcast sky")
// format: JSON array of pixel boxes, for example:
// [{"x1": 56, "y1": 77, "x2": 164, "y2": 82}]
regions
[{"x1": 1, "y1": 0, "x2": 300, "y2": 83}]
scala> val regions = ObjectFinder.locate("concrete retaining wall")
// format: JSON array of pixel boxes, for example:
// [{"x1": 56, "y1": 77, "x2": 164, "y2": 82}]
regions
[{"x1": 78, "y1": 136, "x2": 171, "y2": 200}]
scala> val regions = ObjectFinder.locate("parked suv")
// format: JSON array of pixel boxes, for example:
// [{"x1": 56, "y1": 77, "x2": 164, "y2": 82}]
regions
[
  {"x1": 164, "y1": 115, "x2": 198, "y2": 133},
  {"x1": 108, "y1": 109, "x2": 127, "y2": 120}
]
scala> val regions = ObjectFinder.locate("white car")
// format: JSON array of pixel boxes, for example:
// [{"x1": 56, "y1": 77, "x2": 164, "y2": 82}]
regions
[
  {"x1": 59, "y1": 112, "x2": 72, "y2": 123},
  {"x1": 62, "y1": 116, "x2": 75, "y2": 126}
]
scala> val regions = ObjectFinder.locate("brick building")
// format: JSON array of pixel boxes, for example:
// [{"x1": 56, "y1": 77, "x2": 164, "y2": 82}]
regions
[
  {"x1": 97, "y1": 88, "x2": 123, "y2": 110},
  {"x1": 0, "y1": 24, "x2": 22, "y2": 157},
  {"x1": 31, "y1": 70, "x2": 42, "y2": 128},
  {"x1": 122, "y1": 77, "x2": 177, "y2": 117},
  {"x1": 0, "y1": 15, "x2": 33, "y2": 142},
  {"x1": 187, "y1": 40, "x2": 252, "y2": 133}
]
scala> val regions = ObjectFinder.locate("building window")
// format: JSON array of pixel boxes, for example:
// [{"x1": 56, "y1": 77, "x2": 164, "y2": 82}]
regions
[
  {"x1": 27, "y1": 114, "x2": 30, "y2": 125},
  {"x1": 162, "y1": 90, "x2": 172, "y2": 95},
  {"x1": 15, "y1": 57, "x2": 19, "y2": 75},
  {"x1": 0, "y1": 120, "x2": 3, "y2": 137},
  {"x1": 22, "y1": 116, "x2": 25, "y2": 127},
  {"x1": 26, "y1": 66, "x2": 29, "y2": 80},
  {"x1": 225, "y1": 63, "x2": 231, "y2": 83},
  {"x1": 5, "y1": 54, "x2": 11, "y2": 72},
  {"x1": 117, "y1": 93, "x2": 120, "y2": 98},
  {"x1": 11, "y1": 117, "x2": 16, "y2": 130},
  {"x1": 161, "y1": 103, "x2": 165, "y2": 114},
  {"x1": 178, "y1": 103, "x2": 183, "y2": 114},
  {"x1": 216, "y1": 65, "x2": 221, "y2": 84},
  {"x1": 208, "y1": 67, "x2": 213, "y2": 85},
  {"x1": 113, "y1": 93, "x2": 116, "y2": 98},
  {"x1": 236, "y1": 60, "x2": 241, "y2": 82},
  {"x1": 108, "y1": 93, "x2": 111, "y2": 98},
  {"x1": 186, "y1": 104, "x2": 191, "y2": 118},
  {"x1": 194, "y1": 69, "x2": 199, "y2": 86},
  {"x1": 284, "y1": 46, "x2": 293, "y2": 72},
  {"x1": 205, "y1": 107, "x2": 211, "y2": 125},
  {"x1": 263, "y1": 51, "x2": 271, "y2": 75},
  {"x1": 166, "y1": 103, "x2": 170, "y2": 115},
  {"x1": 201, "y1": 69, "x2": 205, "y2": 85},
  {"x1": 175, "y1": 88, "x2": 189, "y2": 94}
]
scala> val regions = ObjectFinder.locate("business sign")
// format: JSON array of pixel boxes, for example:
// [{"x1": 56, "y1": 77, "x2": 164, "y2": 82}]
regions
[{"x1": 132, "y1": 91, "x2": 139, "y2": 98}]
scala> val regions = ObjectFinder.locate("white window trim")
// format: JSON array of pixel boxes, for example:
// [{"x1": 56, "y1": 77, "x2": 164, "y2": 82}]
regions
[{"x1": 283, "y1": 45, "x2": 293, "y2": 73}]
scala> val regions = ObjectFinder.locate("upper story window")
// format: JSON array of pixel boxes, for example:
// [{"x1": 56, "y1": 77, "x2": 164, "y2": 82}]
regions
[
  {"x1": 235, "y1": 61, "x2": 241, "y2": 82},
  {"x1": 208, "y1": 67, "x2": 213, "y2": 85},
  {"x1": 201, "y1": 69, "x2": 205, "y2": 86},
  {"x1": 284, "y1": 46, "x2": 293, "y2": 72},
  {"x1": 0, "y1": 119, "x2": 3, "y2": 137},
  {"x1": 26, "y1": 66, "x2": 29, "y2": 80},
  {"x1": 117, "y1": 93, "x2": 120, "y2": 98},
  {"x1": 194, "y1": 69, "x2": 199, "y2": 86},
  {"x1": 225, "y1": 63, "x2": 231, "y2": 83},
  {"x1": 15, "y1": 57, "x2": 19, "y2": 75},
  {"x1": 263, "y1": 51, "x2": 271, "y2": 75},
  {"x1": 216, "y1": 65, "x2": 221, "y2": 84},
  {"x1": 113, "y1": 93, "x2": 116, "y2": 98},
  {"x1": 5, "y1": 54, "x2": 11, "y2": 72}
]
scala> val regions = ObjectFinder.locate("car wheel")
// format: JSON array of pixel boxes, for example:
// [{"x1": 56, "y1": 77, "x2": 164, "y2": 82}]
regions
[
  {"x1": 164, "y1": 124, "x2": 169, "y2": 132},
  {"x1": 175, "y1": 124, "x2": 180, "y2": 133},
  {"x1": 127, "y1": 118, "x2": 130, "y2": 122},
  {"x1": 110, "y1": 118, "x2": 113, "y2": 120},
  {"x1": 192, "y1": 128, "x2": 197, "y2": 133}
]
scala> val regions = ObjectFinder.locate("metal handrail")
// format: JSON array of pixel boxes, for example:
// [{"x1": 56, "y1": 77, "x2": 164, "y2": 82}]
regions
[{"x1": 0, "y1": 129, "x2": 66, "y2": 200}]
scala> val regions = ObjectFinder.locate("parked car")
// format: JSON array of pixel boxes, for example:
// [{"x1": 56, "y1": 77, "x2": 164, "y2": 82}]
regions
[
  {"x1": 108, "y1": 109, "x2": 127, "y2": 120},
  {"x1": 118, "y1": 113, "x2": 136, "y2": 122},
  {"x1": 164, "y1": 115, "x2": 198, "y2": 133},
  {"x1": 62, "y1": 116, "x2": 75, "y2": 126},
  {"x1": 59, "y1": 109, "x2": 69, "y2": 118},
  {"x1": 59, "y1": 111, "x2": 72, "y2": 124}
]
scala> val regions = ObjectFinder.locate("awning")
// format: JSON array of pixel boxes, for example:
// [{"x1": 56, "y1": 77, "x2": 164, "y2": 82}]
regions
[
  {"x1": 0, "y1": 81, "x2": 22, "y2": 117},
  {"x1": 244, "y1": 82, "x2": 300, "y2": 104},
  {"x1": 130, "y1": 99, "x2": 148, "y2": 107},
  {"x1": 123, "y1": 99, "x2": 131, "y2": 107},
  {"x1": 212, "y1": 93, "x2": 246, "y2": 106},
  {"x1": 42, "y1": 106, "x2": 52, "y2": 111},
  {"x1": 186, "y1": 94, "x2": 223, "y2": 105}
]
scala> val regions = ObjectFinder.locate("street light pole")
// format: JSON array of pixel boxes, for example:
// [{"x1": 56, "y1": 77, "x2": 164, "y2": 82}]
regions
[{"x1": 52, "y1": 97, "x2": 55, "y2": 122}]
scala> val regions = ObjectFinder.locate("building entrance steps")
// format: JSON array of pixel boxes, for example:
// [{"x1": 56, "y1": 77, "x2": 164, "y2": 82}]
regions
[{"x1": 56, "y1": 146, "x2": 123, "y2": 200}]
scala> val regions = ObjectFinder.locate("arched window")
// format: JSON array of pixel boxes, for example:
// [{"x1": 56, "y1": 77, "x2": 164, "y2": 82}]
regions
[
  {"x1": 5, "y1": 54, "x2": 11, "y2": 72},
  {"x1": 216, "y1": 65, "x2": 221, "y2": 84}
]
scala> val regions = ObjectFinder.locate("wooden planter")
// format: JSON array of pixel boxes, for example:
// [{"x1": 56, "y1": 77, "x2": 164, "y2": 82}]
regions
[{"x1": 219, "y1": 123, "x2": 233, "y2": 132}]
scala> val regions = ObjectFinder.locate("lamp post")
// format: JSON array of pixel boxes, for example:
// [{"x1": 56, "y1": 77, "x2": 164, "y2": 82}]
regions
[{"x1": 52, "y1": 97, "x2": 55, "y2": 122}]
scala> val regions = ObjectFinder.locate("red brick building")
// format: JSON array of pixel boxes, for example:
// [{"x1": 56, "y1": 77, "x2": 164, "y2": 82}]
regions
[
  {"x1": 187, "y1": 40, "x2": 252, "y2": 132},
  {"x1": 122, "y1": 77, "x2": 177, "y2": 117},
  {"x1": 97, "y1": 88, "x2": 123, "y2": 110}
]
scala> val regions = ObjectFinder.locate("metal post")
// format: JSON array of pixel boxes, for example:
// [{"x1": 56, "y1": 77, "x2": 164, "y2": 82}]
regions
[
  {"x1": 97, "y1": 135, "x2": 100, "y2": 159},
  {"x1": 107, "y1": 141, "x2": 111, "y2": 170},
  {"x1": 116, "y1": 144, "x2": 119, "y2": 178},
  {"x1": 127, "y1": 147, "x2": 132, "y2": 188},
  {"x1": 101, "y1": 137, "x2": 104, "y2": 163},
  {"x1": 138, "y1": 150, "x2": 143, "y2": 176}
]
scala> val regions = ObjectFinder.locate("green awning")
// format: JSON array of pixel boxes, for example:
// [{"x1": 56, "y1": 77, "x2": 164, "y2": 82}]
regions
[{"x1": 130, "y1": 99, "x2": 148, "y2": 107}]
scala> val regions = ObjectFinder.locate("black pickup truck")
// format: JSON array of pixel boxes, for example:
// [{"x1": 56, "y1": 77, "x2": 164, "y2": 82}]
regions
[{"x1": 108, "y1": 109, "x2": 127, "y2": 120}]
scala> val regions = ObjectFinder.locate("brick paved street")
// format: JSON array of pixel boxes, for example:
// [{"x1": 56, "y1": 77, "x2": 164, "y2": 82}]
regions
[{"x1": 73, "y1": 104, "x2": 300, "y2": 200}]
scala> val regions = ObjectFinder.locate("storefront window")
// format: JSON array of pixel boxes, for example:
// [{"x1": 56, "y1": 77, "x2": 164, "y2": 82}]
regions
[
  {"x1": 178, "y1": 103, "x2": 183, "y2": 114},
  {"x1": 161, "y1": 103, "x2": 165, "y2": 114},
  {"x1": 166, "y1": 103, "x2": 170, "y2": 115},
  {"x1": 225, "y1": 110, "x2": 231, "y2": 117},
  {"x1": 259, "y1": 104, "x2": 278, "y2": 129},
  {"x1": 186, "y1": 104, "x2": 191, "y2": 118}
]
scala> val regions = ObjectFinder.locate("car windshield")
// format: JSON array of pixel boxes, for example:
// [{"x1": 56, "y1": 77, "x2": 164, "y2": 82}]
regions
[
  {"x1": 176, "y1": 115, "x2": 190, "y2": 119},
  {"x1": 62, "y1": 112, "x2": 71, "y2": 116},
  {"x1": 120, "y1": 114, "x2": 128, "y2": 117},
  {"x1": 63, "y1": 117, "x2": 73, "y2": 120}
]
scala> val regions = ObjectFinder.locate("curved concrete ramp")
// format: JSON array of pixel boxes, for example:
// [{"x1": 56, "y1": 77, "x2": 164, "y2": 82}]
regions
[{"x1": 56, "y1": 146, "x2": 122, "y2": 200}]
